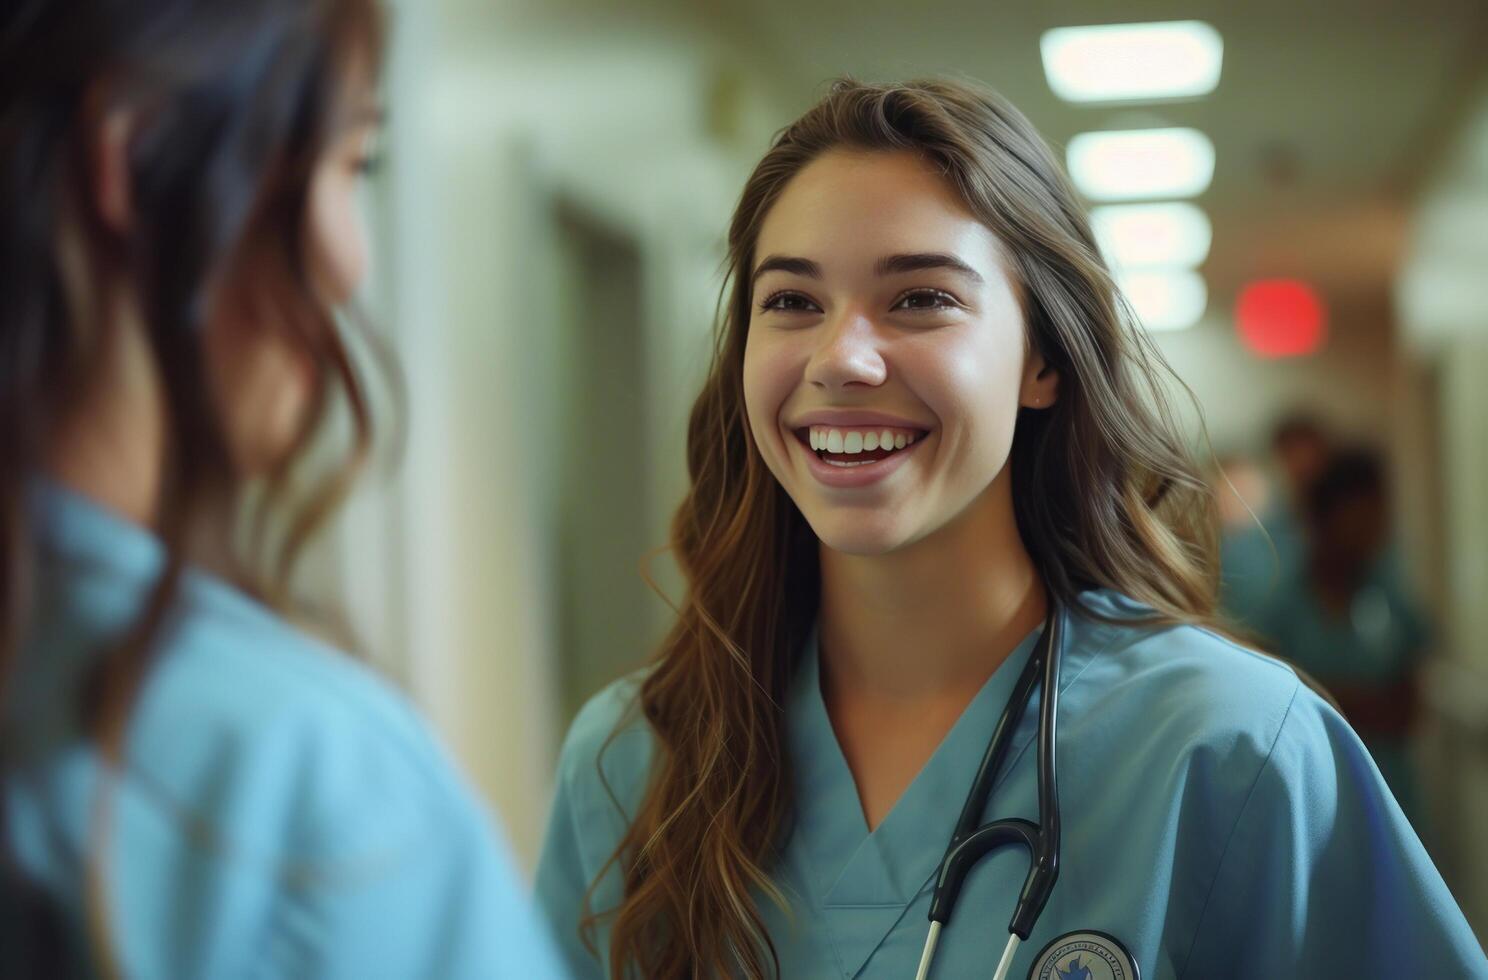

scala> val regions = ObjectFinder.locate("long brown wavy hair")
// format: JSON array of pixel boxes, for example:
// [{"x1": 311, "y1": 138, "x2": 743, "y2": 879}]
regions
[
  {"x1": 587, "y1": 77, "x2": 1223, "y2": 979},
  {"x1": 0, "y1": 1, "x2": 391, "y2": 974}
]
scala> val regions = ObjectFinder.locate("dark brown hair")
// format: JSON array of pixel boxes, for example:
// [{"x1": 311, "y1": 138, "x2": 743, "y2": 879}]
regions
[{"x1": 588, "y1": 77, "x2": 1222, "y2": 979}]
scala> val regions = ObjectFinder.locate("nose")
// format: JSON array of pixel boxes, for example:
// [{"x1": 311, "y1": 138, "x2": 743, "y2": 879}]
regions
[{"x1": 804, "y1": 308, "x2": 888, "y2": 390}]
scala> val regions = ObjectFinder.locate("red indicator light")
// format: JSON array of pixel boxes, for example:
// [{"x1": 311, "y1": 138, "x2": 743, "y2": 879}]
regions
[{"x1": 1235, "y1": 280, "x2": 1326, "y2": 358}]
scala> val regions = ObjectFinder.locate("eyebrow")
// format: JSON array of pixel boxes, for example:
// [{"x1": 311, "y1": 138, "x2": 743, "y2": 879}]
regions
[
  {"x1": 346, "y1": 103, "x2": 387, "y2": 127},
  {"x1": 333, "y1": 104, "x2": 387, "y2": 138},
  {"x1": 751, "y1": 255, "x2": 823, "y2": 287},
  {"x1": 750, "y1": 251, "x2": 985, "y2": 289},
  {"x1": 874, "y1": 252, "x2": 985, "y2": 283}
]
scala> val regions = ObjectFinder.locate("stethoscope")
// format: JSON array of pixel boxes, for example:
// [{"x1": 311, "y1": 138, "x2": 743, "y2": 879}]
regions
[{"x1": 914, "y1": 602, "x2": 1064, "y2": 980}]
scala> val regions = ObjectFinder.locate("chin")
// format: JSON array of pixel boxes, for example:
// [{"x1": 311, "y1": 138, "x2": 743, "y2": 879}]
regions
[{"x1": 806, "y1": 510, "x2": 917, "y2": 558}]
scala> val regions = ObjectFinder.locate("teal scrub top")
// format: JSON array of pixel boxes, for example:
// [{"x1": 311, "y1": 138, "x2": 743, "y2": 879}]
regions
[
  {"x1": 1217, "y1": 503, "x2": 1302, "y2": 633},
  {"x1": 1253, "y1": 558, "x2": 1431, "y2": 825},
  {"x1": 1255, "y1": 556, "x2": 1429, "y2": 688},
  {"x1": 2, "y1": 483, "x2": 568, "y2": 979},
  {"x1": 536, "y1": 589, "x2": 1487, "y2": 978},
  {"x1": 1217, "y1": 521, "x2": 1281, "y2": 631}
]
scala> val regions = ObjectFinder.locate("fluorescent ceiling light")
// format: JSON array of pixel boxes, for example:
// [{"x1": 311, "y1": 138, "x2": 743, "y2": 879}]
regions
[
  {"x1": 1041, "y1": 21, "x2": 1223, "y2": 103},
  {"x1": 1067, "y1": 128, "x2": 1215, "y2": 201},
  {"x1": 1118, "y1": 269, "x2": 1207, "y2": 331},
  {"x1": 1090, "y1": 202, "x2": 1212, "y2": 269}
]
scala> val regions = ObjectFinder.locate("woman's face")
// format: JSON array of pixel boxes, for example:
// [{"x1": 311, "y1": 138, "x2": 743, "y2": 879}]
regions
[
  {"x1": 742, "y1": 149, "x2": 1057, "y2": 556},
  {"x1": 204, "y1": 81, "x2": 380, "y2": 476}
]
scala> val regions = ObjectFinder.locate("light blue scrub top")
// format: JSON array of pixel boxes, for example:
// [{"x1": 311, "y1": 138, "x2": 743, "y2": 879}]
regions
[
  {"x1": 3, "y1": 483, "x2": 568, "y2": 979},
  {"x1": 536, "y1": 589, "x2": 1488, "y2": 978}
]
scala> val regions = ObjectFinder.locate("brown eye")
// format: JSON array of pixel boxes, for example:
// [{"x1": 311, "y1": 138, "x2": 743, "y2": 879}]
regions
[
  {"x1": 892, "y1": 289, "x2": 959, "y2": 312},
  {"x1": 759, "y1": 291, "x2": 821, "y2": 314}
]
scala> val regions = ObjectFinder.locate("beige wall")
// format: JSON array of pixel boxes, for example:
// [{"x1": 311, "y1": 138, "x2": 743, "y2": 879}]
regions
[
  {"x1": 1398, "y1": 70, "x2": 1488, "y2": 941},
  {"x1": 308, "y1": 0, "x2": 787, "y2": 869}
]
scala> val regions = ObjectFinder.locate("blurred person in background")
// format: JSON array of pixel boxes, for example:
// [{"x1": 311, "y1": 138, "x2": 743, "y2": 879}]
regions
[
  {"x1": 1213, "y1": 414, "x2": 1332, "y2": 640},
  {"x1": 534, "y1": 78, "x2": 1486, "y2": 980},
  {"x1": 1257, "y1": 448, "x2": 1432, "y2": 828},
  {"x1": 0, "y1": 2, "x2": 565, "y2": 977},
  {"x1": 1266, "y1": 410, "x2": 1332, "y2": 568},
  {"x1": 1212, "y1": 451, "x2": 1276, "y2": 632}
]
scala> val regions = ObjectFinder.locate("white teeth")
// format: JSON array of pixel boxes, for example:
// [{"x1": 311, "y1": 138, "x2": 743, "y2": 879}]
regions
[{"x1": 806, "y1": 425, "x2": 925, "y2": 457}]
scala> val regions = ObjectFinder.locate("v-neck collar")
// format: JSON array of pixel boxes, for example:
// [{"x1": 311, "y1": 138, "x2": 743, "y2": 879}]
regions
[
  {"x1": 29, "y1": 478, "x2": 166, "y2": 582},
  {"x1": 784, "y1": 599, "x2": 1117, "y2": 978}
]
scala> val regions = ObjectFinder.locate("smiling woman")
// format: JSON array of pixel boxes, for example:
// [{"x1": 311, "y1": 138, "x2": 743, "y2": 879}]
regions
[
  {"x1": 534, "y1": 77, "x2": 1487, "y2": 980},
  {"x1": 744, "y1": 149, "x2": 1051, "y2": 557}
]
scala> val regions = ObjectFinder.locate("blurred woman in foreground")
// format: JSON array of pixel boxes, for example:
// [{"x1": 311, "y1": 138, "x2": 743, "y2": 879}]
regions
[{"x1": 0, "y1": 2, "x2": 565, "y2": 976}]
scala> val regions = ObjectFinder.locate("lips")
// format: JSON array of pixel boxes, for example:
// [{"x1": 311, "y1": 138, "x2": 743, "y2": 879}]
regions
[
  {"x1": 780, "y1": 409, "x2": 934, "y2": 489},
  {"x1": 788, "y1": 424, "x2": 929, "y2": 489},
  {"x1": 788, "y1": 409, "x2": 932, "y2": 432}
]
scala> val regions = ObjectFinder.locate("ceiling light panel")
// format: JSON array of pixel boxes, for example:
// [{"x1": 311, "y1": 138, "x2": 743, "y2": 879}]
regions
[
  {"x1": 1117, "y1": 269, "x2": 1208, "y2": 331},
  {"x1": 1067, "y1": 127, "x2": 1216, "y2": 201},
  {"x1": 1090, "y1": 202, "x2": 1212, "y2": 269},
  {"x1": 1042, "y1": 21, "x2": 1223, "y2": 103}
]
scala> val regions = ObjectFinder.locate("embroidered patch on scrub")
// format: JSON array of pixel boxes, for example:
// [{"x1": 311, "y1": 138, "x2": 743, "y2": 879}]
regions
[{"x1": 1028, "y1": 931, "x2": 1139, "y2": 980}]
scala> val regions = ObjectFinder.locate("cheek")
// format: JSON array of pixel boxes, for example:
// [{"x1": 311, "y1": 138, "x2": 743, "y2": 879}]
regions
[
  {"x1": 742, "y1": 328, "x2": 801, "y2": 451},
  {"x1": 307, "y1": 170, "x2": 369, "y2": 303},
  {"x1": 909, "y1": 330, "x2": 1024, "y2": 448}
]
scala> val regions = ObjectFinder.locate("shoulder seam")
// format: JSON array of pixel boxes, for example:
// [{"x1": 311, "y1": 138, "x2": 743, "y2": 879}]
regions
[
  {"x1": 1175, "y1": 675, "x2": 1302, "y2": 978},
  {"x1": 1190, "y1": 626, "x2": 1295, "y2": 675}
]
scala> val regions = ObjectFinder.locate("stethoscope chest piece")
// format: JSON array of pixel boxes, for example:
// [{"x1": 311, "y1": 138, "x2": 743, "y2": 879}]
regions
[{"x1": 1026, "y1": 930, "x2": 1141, "y2": 980}]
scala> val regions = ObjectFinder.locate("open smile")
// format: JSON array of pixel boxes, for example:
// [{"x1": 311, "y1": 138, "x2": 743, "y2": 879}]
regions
[{"x1": 789, "y1": 423, "x2": 931, "y2": 489}]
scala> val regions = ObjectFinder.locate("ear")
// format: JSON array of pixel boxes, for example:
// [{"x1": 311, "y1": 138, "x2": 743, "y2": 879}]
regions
[
  {"x1": 88, "y1": 105, "x2": 134, "y2": 235},
  {"x1": 1019, "y1": 348, "x2": 1059, "y2": 410}
]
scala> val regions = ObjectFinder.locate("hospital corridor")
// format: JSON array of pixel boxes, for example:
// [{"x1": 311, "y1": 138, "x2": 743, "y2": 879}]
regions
[{"x1": 4, "y1": 0, "x2": 1488, "y2": 976}]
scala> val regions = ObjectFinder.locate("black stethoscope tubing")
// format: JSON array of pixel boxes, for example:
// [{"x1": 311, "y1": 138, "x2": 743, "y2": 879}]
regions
[{"x1": 914, "y1": 602, "x2": 1064, "y2": 980}]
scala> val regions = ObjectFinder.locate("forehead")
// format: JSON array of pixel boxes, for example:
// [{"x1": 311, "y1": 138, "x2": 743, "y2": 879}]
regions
[
  {"x1": 326, "y1": 42, "x2": 384, "y2": 129},
  {"x1": 754, "y1": 149, "x2": 1006, "y2": 277}
]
